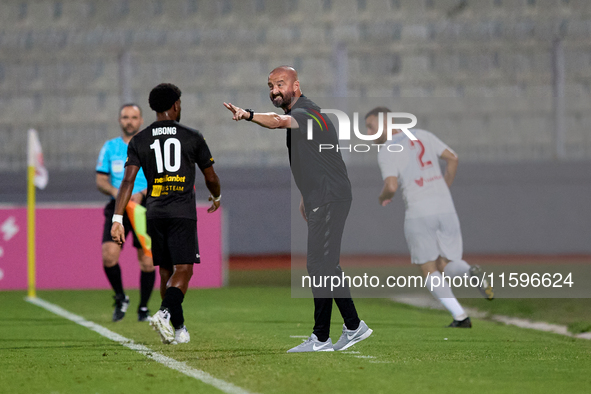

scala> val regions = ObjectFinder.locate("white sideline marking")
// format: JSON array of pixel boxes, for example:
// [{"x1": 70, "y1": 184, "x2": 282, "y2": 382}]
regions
[
  {"x1": 391, "y1": 294, "x2": 591, "y2": 340},
  {"x1": 289, "y1": 335, "x2": 309, "y2": 338},
  {"x1": 26, "y1": 297, "x2": 255, "y2": 394}
]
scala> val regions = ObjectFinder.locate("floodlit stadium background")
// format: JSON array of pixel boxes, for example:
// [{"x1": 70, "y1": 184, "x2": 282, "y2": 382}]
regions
[{"x1": 0, "y1": 0, "x2": 590, "y2": 258}]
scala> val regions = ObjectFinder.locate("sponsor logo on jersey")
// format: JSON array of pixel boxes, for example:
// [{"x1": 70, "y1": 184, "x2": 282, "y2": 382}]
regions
[
  {"x1": 151, "y1": 185, "x2": 162, "y2": 197},
  {"x1": 415, "y1": 174, "x2": 443, "y2": 187},
  {"x1": 162, "y1": 185, "x2": 184, "y2": 192},
  {"x1": 152, "y1": 127, "x2": 177, "y2": 136},
  {"x1": 154, "y1": 175, "x2": 186, "y2": 184}
]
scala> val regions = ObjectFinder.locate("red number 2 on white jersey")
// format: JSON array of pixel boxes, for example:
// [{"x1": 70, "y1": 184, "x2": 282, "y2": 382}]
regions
[{"x1": 409, "y1": 140, "x2": 433, "y2": 169}]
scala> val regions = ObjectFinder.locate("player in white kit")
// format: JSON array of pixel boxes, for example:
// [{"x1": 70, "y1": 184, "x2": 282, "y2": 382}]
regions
[{"x1": 365, "y1": 107, "x2": 493, "y2": 328}]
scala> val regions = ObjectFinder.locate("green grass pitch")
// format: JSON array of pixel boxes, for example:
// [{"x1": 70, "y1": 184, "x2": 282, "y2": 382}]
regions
[{"x1": 1, "y1": 287, "x2": 591, "y2": 394}]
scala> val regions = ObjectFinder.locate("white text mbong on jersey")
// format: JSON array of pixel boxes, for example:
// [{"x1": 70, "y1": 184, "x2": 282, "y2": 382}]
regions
[
  {"x1": 308, "y1": 110, "x2": 417, "y2": 153},
  {"x1": 152, "y1": 126, "x2": 177, "y2": 136}
]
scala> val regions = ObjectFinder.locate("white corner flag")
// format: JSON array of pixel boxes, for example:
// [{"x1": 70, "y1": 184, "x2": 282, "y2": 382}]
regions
[{"x1": 27, "y1": 129, "x2": 48, "y2": 190}]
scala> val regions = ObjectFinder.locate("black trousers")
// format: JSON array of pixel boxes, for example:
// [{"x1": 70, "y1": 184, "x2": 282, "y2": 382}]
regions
[{"x1": 306, "y1": 200, "x2": 360, "y2": 341}]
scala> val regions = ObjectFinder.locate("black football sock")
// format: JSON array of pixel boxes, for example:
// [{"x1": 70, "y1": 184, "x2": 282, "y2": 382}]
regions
[
  {"x1": 139, "y1": 271, "x2": 156, "y2": 309},
  {"x1": 160, "y1": 287, "x2": 185, "y2": 329},
  {"x1": 104, "y1": 263, "x2": 124, "y2": 296}
]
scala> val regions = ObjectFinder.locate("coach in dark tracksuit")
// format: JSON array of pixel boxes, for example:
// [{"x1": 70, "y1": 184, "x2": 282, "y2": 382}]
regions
[{"x1": 224, "y1": 66, "x2": 372, "y2": 353}]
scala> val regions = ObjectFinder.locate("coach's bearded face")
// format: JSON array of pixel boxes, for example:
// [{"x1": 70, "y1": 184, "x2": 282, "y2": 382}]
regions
[{"x1": 270, "y1": 86, "x2": 296, "y2": 109}]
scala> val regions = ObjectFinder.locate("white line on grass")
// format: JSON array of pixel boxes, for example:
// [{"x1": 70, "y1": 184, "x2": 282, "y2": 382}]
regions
[
  {"x1": 391, "y1": 294, "x2": 591, "y2": 340},
  {"x1": 26, "y1": 297, "x2": 256, "y2": 394}
]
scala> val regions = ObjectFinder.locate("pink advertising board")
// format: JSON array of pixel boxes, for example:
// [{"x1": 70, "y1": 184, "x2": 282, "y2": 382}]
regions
[{"x1": 0, "y1": 204, "x2": 226, "y2": 290}]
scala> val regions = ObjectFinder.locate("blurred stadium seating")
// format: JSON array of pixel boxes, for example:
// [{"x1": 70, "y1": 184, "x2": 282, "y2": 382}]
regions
[{"x1": 1, "y1": 0, "x2": 590, "y2": 171}]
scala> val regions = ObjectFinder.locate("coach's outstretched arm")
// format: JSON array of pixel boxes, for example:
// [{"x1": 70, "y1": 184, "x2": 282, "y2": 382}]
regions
[
  {"x1": 110, "y1": 164, "x2": 140, "y2": 245},
  {"x1": 223, "y1": 102, "x2": 299, "y2": 130},
  {"x1": 440, "y1": 149, "x2": 458, "y2": 187},
  {"x1": 203, "y1": 166, "x2": 221, "y2": 213}
]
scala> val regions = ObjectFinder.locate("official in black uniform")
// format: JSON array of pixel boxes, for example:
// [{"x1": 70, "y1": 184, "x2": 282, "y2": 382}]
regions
[
  {"x1": 224, "y1": 66, "x2": 372, "y2": 352},
  {"x1": 112, "y1": 83, "x2": 221, "y2": 345}
]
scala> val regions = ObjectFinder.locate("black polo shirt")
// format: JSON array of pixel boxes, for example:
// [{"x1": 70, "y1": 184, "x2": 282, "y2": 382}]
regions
[{"x1": 286, "y1": 96, "x2": 352, "y2": 211}]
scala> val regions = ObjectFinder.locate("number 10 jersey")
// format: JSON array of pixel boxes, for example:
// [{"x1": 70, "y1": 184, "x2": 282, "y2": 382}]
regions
[{"x1": 126, "y1": 120, "x2": 215, "y2": 219}]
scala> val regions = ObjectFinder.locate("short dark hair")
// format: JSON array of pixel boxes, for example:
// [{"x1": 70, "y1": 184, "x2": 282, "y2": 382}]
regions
[
  {"x1": 119, "y1": 103, "x2": 142, "y2": 116},
  {"x1": 365, "y1": 106, "x2": 391, "y2": 120},
  {"x1": 148, "y1": 83, "x2": 182, "y2": 113}
]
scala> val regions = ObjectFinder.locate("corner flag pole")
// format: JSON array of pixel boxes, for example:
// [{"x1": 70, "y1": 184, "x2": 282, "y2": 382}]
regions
[
  {"x1": 27, "y1": 162, "x2": 36, "y2": 298},
  {"x1": 27, "y1": 128, "x2": 48, "y2": 299}
]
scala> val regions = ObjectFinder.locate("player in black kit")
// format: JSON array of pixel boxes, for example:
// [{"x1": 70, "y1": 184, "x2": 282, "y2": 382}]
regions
[
  {"x1": 112, "y1": 83, "x2": 221, "y2": 345},
  {"x1": 224, "y1": 66, "x2": 372, "y2": 352}
]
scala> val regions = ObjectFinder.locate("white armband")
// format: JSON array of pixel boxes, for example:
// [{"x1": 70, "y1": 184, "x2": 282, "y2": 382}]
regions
[
  {"x1": 211, "y1": 194, "x2": 221, "y2": 202},
  {"x1": 112, "y1": 214, "x2": 123, "y2": 225}
]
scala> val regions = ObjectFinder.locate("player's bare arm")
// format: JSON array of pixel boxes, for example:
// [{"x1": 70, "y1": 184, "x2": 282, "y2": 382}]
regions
[
  {"x1": 223, "y1": 102, "x2": 298, "y2": 129},
  {"x1": 203, "y1": 166, "x2": 221, "y2": 213},
  {"x1": 440, "y1": 149, "x2": 458, "y2": 187},
  {"x1": 379, "y1": 176, "x2": 398, "y2": 207},
  {"x1": 110, "y1": 164, "x2": 140, "y2": 245}
]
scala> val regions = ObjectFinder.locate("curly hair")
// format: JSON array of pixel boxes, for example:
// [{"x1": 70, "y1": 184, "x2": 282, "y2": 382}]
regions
[{"x1": 148, "y1": 83, "x2": 182, "y2": 113}]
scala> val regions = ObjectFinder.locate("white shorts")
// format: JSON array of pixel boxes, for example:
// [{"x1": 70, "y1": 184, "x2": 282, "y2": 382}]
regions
[{"x1": 404, "y1": 213, "x2": 463, "y2": 265}]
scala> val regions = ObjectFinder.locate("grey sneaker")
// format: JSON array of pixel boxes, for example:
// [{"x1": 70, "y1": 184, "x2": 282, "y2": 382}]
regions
[
  {"x1": 172, "y1": 326, "x2": 190, "y2": 345},
  {"x1": 287, "y1": 334, "x2": 334, "y2": 353},
  {"x1": 333, "y1": 320, "x2": 373, "y2": 351},
  {"x1": 469, "y1": 265, "x2": 494, "y2": 300},
  {"x1": 112, "y1": 294, "x2": 129, "y2": 322},
  {"x1": 149, "y1": 309, "x2": 175, "y2": 344}
]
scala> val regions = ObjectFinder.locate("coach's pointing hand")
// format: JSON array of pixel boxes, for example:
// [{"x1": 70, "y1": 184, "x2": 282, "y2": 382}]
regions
[{"x1": 223, "y1": 102, "x2": 249, "y2": 121}]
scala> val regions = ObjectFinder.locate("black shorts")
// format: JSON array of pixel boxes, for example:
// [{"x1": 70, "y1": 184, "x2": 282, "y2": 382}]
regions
[
  {"x1": 102, "y1": 199, "x2": 142, "y2": 249},
  {"x1": 147, "y1": 218, "x2": 200, "y2": 270}
]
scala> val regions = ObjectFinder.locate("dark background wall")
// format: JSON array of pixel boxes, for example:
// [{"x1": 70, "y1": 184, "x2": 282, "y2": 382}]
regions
[{"x1": 2, "y1": 160, "x2": 589, "y2": 255}]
